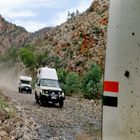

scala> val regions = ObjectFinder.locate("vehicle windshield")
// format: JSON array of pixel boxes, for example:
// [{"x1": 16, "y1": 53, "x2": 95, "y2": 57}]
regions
[
  {"x1": 20, "y1": 80, "x2": 30, "y2": 85},
  {"x1": 41, "y1": 79, "x2": 60, "y2": 88}
]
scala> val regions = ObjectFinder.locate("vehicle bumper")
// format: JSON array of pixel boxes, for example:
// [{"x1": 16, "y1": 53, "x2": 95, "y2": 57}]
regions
[
  {"x1": 42, "y1": 94, "x2": 65, "y2": 102},
  {"x1": 20, "y1": 87, "x2": 32, "y2": 93}
]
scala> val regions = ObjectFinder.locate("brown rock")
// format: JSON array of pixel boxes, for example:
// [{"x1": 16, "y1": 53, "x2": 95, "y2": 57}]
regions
[{"x1": 0, "y1": 131, "x2": 8, "y2": 137}]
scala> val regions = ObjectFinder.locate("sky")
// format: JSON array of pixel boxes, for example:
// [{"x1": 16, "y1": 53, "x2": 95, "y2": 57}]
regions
[{"x1": 0, "y1": 0, "x2": 93, "y2": 32}]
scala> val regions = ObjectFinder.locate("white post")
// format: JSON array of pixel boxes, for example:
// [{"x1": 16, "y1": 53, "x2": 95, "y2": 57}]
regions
[{"x1": 103, "y1": 0, "x2": 140, "y2": 140}]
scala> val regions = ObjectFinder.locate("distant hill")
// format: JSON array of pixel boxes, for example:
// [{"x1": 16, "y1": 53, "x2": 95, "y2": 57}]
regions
[{"x1": 0, "y1": 15, "x2": 31, "y2": 53}]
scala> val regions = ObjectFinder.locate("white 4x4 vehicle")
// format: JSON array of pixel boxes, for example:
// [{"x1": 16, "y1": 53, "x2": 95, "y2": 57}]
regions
[
  {"x1": 35, "y1": 67, "x2": 65, "y2": 107},
  {"x1": 18, "y1": 76, "x2": 32, "y2": 94}
]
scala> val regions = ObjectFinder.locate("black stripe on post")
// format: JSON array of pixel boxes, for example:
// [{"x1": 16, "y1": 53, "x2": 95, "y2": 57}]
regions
[{"x1": 103, "y1": 96, "x2": 118, "y2": 107}]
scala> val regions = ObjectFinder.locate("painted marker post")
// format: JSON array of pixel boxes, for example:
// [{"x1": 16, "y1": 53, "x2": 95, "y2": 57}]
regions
[
  {"x1": 103, "y1": 0, "x2": 140, "y2": 140},
  {"x1": 103, "y1": 81, "x2": 119, "y2": 107}
]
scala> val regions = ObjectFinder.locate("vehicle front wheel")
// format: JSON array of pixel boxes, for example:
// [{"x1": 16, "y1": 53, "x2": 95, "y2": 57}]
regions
[
  {"x1": 39, "y1": 95, "x2": 44, "y2": 106},
  {"x1": 35, "y1": 93, "x2": 39, "y2": 104},
  {"x1": 59, "y1": 100, "x2": 64, "y2": 108}
]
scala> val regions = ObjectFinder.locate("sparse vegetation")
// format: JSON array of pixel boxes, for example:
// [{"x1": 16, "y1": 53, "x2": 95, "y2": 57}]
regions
[
  {"x1": 0, "y1": 93, "x2": 16, "y2": 119},
  {"x1": 0, "y1": 47, "x2": 19, "y2": 66},
  {"x1": 67, "y1": 9, "x2": 80, "y2": 20},
  {"x1": 92, "y1": 26, "x2": 101, "y2": 35},
  {"x1": 75, "y1": 60, "x2": 84, "y2": 67},
  {"x1": 0, "y1": 97, "x2": 8, "y2": 109},
  {"x1": 79, "y1": 32, "x2": 83, "y2": 38}
]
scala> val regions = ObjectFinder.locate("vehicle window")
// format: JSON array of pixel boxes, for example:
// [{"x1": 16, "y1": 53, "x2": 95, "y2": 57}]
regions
[
  {"x1": 41, "y1": 79, "x2": 60, "y2": 88},
  {"x1": 20, "y1": 80, "x2": 30, "y2": 85}
]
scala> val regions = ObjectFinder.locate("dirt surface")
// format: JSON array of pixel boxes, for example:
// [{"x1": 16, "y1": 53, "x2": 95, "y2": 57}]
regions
[
  {"x1": 1, "y1": 87, "x2": 101, "y2": 140},
  {"x1": 0, "y1": 65, "x2": 102, "y2": 140}
]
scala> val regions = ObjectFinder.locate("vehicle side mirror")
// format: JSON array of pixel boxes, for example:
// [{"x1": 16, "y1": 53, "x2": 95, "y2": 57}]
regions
[{"x1": 37, "y1": 79, "x2": 40, "y2": 86}]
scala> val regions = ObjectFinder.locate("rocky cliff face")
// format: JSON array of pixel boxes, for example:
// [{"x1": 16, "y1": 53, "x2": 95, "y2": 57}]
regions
[{"x1": 0, "y1": 0, "x2": 110, "y2": 73}]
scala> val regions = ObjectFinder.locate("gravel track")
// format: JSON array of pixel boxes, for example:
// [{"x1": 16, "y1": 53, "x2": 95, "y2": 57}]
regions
[{"x1": 1, "y1": 86, "x2": 101, "y2": 140}]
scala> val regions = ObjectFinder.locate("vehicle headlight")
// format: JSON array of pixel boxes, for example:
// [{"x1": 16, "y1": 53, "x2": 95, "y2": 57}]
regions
[
  {"x1": 43, "y1": 90, "x2": 48, "y2": 94},
  {"x1": 58, "y1": 92, "x2": 62, "y2": 95},
  {"x1": 62, "y1": 92, "x2": 64, "y2": 96}
]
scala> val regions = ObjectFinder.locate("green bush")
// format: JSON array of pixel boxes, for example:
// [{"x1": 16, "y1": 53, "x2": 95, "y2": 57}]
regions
[
  {"x1": 36, "y1": 51, "x2": 48, "y2": 67},
  {"x1": 19, "y1": 47, "x2": 37, "y2": 69},
  {"x1": 57, "y1": 68, "x2": 68, "y2": 84},
  {"x1": 79, "y1": 32, "x2": 83, "y2": 38},
  {"x1": 54, "y1": 56, "x2": 61, "y2": 69},
  {"x1": 64, "y1": 72, "x2": 81, "y2": 96},
  {"x1": 92, "y1": 26, "x2": 101, "y2": 35},
  {"x1": 57, "y1": 69, "x2": 82, "y2": 96},
  {"x1": 82, "y1": 63, "x2": 102, "y2": 99},
  {"x1": 57, "y1": 68, "x2": 68, "y2": 90},
  {"x1": 57, "y1": 64, "x2": 102, "y2": 99}
]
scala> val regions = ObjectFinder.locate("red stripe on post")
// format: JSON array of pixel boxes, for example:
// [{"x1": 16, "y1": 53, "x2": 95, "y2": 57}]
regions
[{"x1": 104, "y1": 81, "x2": 119, "y2": 93}]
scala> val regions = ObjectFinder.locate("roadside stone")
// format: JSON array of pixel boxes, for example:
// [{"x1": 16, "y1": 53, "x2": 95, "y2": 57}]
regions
[
  {"x1": 22, "y1": 126, "x2": 30, "y2": 133},
  {"x1": 18, "y1": 138, "x2": 24, "y2": 140},
  {"x1": 0, "y1": 110, "x2": 8, "y2": 122},
  {"x1": 23, "y1": 134, "x2": 30, "y2": 140},
  {"x1": 4, "y1": 107, "x2": 11, "y2": 113},
  {"x1": 15, "y1": 132, "x2": 24, "y2": 140},
  {"x1": 0, "y1": 131, "x2": 8, "y2": 137}
]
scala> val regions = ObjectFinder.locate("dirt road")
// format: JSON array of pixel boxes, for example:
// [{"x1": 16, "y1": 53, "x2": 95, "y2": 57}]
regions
[
  {"x1": 0, "y1": 65, "x2": 101, "y2": 140},
  {"x1": 1, "y1": 86, "x2": 101, "y2": 140}
]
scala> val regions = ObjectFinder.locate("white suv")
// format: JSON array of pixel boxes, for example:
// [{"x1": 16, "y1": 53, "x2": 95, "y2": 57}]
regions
[{"x1": 35, "y1": 67, "x2": 65, "y2": 107}]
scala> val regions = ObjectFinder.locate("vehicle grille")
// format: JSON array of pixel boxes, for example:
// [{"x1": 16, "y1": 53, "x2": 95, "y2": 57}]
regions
[{"x1": 49, "y1": 90, "x2": 59, "y2": 95}]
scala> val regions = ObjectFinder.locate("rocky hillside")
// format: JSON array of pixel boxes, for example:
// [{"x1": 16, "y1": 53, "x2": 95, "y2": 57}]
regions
[
  {"x1": 0, "y1": 15, "x2": 31, "y2": 53},
  {"x1": 0, "y1": 0, "x2": 109, "y2": 73},
  {"x1": 29, "y1": 0, "x2": 109, "y2": 73}
]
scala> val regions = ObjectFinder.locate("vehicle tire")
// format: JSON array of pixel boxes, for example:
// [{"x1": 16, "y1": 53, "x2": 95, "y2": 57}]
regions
[
  {"x1": 59, "y1": 100, "x2": 64, "y2": 108},
  {"x1": 30, "y1": 90, "x2": 32, "y2": 94},
  {"x1": 35, "y1": 92, "x2": 39, "y2": 104},
  {"x1": 46, "y1": 100, "x2": 49, "y2": 107},
  {"x1": 39, "y1": 95, "x2": 44, "y2": 106},
  {"x1": 18, "y1": 88, "x2": 20, "y2": 93}
]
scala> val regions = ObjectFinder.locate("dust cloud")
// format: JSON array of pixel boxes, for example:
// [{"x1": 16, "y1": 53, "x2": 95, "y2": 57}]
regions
[{"x1": 0, "y1": 63, "x2": 26, "y2": 92}]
